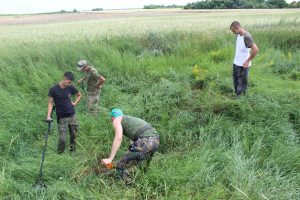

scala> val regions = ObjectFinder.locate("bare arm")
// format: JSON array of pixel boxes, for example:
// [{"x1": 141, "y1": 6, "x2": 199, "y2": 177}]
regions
[
  {"x1": 248, "y1": 43, "x2": 259, "y2": 61},
  {"x1": 243, "y1": 43, "x2": 259, "y2": 68},
  {"x1": 102, "y1": 117, "x2": 123, "y2": 164},
  {"x1": 47, "y1": 97, "x2": 54, "y2": 120},
  {"x1": 72, "y1": 92, "x2": 82, "y2": 106}
]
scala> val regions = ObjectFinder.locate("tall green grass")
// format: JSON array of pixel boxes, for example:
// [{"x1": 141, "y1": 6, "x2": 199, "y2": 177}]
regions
[{"x1": 0, "y1": 11, "x2": 300, "y2": 199}]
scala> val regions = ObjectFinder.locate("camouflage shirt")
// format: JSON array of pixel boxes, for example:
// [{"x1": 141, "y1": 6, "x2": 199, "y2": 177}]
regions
[
  {"x1": 121, "y1": 115, "x2": 157, "y2": 141},
  {"x1": 84, "y1": 66, "x2": 101, "y2": 92}
]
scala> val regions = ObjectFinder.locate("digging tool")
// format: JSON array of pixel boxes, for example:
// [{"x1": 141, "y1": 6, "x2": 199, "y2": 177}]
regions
[{"x1": 33, "y1": 106, "x2": 55, "y2": 190}]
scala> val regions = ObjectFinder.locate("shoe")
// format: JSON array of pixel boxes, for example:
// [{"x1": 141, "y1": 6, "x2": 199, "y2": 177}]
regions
[{"x1": 235, "y1": 95, "x2": 242, "y2": 99}]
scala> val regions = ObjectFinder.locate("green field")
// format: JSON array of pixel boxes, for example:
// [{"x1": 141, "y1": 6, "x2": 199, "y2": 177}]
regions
[{"x1": 0, "y1": 9, "x2": 300, "y2": 199}]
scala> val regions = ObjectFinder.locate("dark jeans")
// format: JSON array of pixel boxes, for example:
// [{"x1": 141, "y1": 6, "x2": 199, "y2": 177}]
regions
[{"x1": 233, "y1": 64, "x2": 249, "y2": 96}]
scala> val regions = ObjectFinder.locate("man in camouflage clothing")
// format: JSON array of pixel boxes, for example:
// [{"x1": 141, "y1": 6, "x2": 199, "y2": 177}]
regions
[
  {"x1": 77, "y1": 60, "x2": 106, "y2": 116},
  {"x1": 102, "y1": 109, "x2": 160, "y2": 183}
]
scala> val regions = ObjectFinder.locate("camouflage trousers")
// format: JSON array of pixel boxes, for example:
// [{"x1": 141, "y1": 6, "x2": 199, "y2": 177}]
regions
[
  {"x1": 116, "y1": 136, "x2": 160, "y2": 182},
  {"x1": 87, "y1": 91, "x2": 101, "y2": 116},
  {"x1": 57, "y1": 115, "x2": 78, "y2": 153}
]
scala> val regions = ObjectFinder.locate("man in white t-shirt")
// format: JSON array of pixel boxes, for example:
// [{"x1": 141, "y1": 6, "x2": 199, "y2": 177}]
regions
[{"x1": 230, "y1": 21, "x2": 259, "y2": 97}]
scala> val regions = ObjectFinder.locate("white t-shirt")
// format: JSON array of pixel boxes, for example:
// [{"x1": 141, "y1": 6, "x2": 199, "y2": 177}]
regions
[{"x1": 234, "y1": 32, "x2": 254, "y2": 66}]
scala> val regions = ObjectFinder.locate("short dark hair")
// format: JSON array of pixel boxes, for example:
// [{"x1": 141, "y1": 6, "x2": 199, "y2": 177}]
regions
[
  {"x1": 230, "y1": 21, "x2": 241, "y2": 29},
  {"x1": 63, "y1": 71, "x2": 75, "y2": 81}
]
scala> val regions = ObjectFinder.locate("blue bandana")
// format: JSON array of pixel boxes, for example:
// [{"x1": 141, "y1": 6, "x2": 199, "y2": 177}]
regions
[{"x1": 110, "y1": 108, "x2": 123, "y2": 118}]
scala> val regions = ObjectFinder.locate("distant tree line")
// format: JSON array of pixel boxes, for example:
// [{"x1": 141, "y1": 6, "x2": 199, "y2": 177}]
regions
[
  {"x1": 59, "y1": 9, "x2": 78, "y2": 13},
  {"x1": 287, "y1": 0, "x2": 300, "y2": 7},
  {"x1": 184, "y1": 0, "x2": 300, "y2": 9},
  {"x1": 144, "y1": 4, "x2": 184, "y2": 9},
  {"x1": 58, "y1": 8, "x2": 104, "y2": 13},
  {"x1": 91, "y1": 8, "x2": 104, "y2": 11}
]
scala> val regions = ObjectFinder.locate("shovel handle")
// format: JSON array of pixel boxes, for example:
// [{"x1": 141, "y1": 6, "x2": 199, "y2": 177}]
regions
[{"x1": 44, "y1": 119, "x2": 53, "y2": 123}]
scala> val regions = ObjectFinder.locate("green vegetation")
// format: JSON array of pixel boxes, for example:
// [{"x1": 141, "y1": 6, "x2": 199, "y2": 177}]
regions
[
  {"x1": 144, "y1": 4, "x2": 184, "y2": 9},
  {"x1": 0, "y1": 9, "x2": 299, "y2": 199},
  {"x1": 288, "y1": 0, "x2": 300, "y2": 7},
  {"x1": 91, "y1": 8, "x2": 104, "y2": 11},
  {"x1": 185, "y1": 0, "x2": 300, "y2": 9}
]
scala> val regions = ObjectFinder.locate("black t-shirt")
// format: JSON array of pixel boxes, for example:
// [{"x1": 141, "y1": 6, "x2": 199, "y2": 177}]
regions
[{"x1": 48, "y1": 84, "x2": 79, "y2": 121}]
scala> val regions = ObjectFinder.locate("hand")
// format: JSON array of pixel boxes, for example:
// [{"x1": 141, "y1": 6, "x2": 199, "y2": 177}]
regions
[
  {"x1": 101, "y1": 158, "x2": 112, "y2": 165},
  {"x1": 71, "y1": 102, "x2": 77, "y2": 106},
  {"x1": 45, "y1": 117, "x2": 53, "y2": 123},
  {"x1": 243, "y1": 60, "x2": 250, "y2": 68},
  {"x1": 96, "y1": 85, "x2": 103, "y2": 89}
]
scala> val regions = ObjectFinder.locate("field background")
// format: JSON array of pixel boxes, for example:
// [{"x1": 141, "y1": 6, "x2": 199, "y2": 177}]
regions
[{"x1": 0, "y1": 9, "x2": 299, "y2": 199}]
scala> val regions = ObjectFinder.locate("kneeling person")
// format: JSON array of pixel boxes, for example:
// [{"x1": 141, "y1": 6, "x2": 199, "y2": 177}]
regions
[{"x1": 102, "y1": 109, "x2": 159, "y2": 182}]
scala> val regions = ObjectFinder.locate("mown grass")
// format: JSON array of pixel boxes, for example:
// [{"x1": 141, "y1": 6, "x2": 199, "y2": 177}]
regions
[{"x1": 0, "y1": 9, "x2": 300, "y2": 200}]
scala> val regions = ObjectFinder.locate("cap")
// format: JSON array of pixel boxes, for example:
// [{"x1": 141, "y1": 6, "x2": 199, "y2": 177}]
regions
[{"x1": 77, "y1": 60, "x2": 88, "y2": 71}]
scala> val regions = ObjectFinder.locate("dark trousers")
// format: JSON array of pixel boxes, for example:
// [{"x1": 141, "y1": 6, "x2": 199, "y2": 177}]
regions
[{"x1": 233, "y1": 64, "x2": 249, "y2": 96}]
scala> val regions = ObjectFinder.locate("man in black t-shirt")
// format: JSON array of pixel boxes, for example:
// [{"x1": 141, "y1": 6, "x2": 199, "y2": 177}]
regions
[{"x1": 47, "y1": 72, "x2": 82, "y2": 153}]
